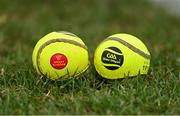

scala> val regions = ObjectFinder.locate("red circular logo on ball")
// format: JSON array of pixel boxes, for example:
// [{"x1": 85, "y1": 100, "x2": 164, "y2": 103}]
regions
[{"x1": 50, "y1": 53, "x2": 68, "y2": 69}]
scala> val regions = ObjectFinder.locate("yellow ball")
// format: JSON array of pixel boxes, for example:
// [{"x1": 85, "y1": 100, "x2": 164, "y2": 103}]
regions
[
  {"x1": 32, "y1": 31, "x2": 89, "y2": 80},
  {"x1": 94, "y1": 33, "x2": 151, "y2": 79}
]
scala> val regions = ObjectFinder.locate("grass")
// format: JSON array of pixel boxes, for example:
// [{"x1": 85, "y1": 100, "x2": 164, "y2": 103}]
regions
[{"x1": 0, "y1": 0, "x2": 180, "y2": 114}]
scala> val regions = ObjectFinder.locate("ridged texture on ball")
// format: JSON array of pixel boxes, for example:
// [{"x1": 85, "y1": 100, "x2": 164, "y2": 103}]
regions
[
  {"x1": 32, "y1": 31, "x2": 89, "y2": 80},
  {"x1": 94, "y1": 33, "x2": 151, "y2": 79}
]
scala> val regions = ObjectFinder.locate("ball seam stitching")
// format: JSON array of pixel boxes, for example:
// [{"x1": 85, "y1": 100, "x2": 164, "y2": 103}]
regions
[{"x1": 104, "y1": 37, "x2": 151, "y2": 59}]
